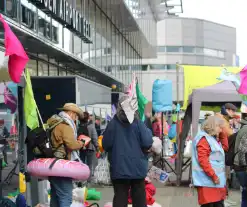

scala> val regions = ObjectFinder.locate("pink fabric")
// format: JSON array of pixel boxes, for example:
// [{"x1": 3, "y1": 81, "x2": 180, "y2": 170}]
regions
[
  {"x1": 127, "y1": 74, "x2": 136, "y2": 97},
  {"x1": 10, "y1": 125, "x2": 17, "y2": 135},
  {"x1": 0, "y1": 14, "x2": 29, "y2": 83},
  {"x1": 27, "y1": 158, "x2": 90, "y2": 181},
  {"x1": 239, "y1": 65, "x2": 247, "y2": 95}
]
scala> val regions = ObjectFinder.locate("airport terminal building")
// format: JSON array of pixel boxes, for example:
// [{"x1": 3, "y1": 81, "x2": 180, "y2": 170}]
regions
[{"x1": 0, "y1": 0, "x2": 162, "y2": 90}]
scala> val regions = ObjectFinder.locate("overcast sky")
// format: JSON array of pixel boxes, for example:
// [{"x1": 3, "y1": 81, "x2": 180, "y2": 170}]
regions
[{"x1": 180, "y1": 0, "x2": 247, "y2": 67}]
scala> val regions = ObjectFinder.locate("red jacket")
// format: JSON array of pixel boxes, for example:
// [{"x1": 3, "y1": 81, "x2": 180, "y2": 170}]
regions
[
  {"x1": 196, "y1": 132, "x2": 228, "y2": 205},
  {"x1": 128, "y1": 180, "x2": 156, "y2": 205}
]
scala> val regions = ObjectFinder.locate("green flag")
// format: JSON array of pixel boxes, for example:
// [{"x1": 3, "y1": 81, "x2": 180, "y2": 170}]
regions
[
  {"x1": 136, "y1": 83, "x2": 148, "y2": 121},
  {"x1": 24, "y1": 69, "x2": 39, "y2": 130}
]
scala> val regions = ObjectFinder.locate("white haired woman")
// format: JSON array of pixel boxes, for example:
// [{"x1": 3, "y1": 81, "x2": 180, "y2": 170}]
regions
[{"x1": 192, "y1": 116, "x2": 229, "y2": 207}]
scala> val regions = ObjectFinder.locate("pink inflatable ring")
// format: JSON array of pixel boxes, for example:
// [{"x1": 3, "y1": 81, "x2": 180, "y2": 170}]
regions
[{"x1": 27, "y1": 158, "x2": 90, "y2": 181}]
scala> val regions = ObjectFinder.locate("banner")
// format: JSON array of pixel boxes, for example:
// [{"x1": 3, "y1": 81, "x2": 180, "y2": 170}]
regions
[{"x1": 182, "y1": 65, "x2": 241, "y2": 109}]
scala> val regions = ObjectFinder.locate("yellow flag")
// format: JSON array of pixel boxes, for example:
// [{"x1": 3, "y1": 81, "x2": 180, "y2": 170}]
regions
[
  {"x1": 182, "y1": 65, "x2": 241, "y2": 109},
  {"x1": 24, "y1": 69, "x2": 39, "y2": 130}
]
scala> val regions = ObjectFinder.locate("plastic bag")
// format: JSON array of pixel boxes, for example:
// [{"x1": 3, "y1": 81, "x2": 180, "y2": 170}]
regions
[
  {"x1": 151, "y1": 137, "x2": 162, "y2": 155},
  {"x1": 184, "y1": 140, "x2": 192, "y2": 158},
  {"x1": 94, "y1": 156, "x2": 111, "y2": 185},
  {"x1": 163, "y1": 138, "x2": 174, "y2": 157}
]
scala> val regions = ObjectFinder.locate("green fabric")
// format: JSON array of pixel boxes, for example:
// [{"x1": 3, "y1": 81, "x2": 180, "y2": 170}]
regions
[
  {"x1": 8, "y1": 189, "x2": 19, "y2": 197},
  {"x1": 2, "y1": 160, "x2": 7, "y2": 168},
  {"x1": 24, "y1": 69, "x2": 39, "y2": 130},
  {"x1": 86, "y1": 188, "x2": 101, "y2": 200},
  {"x1": 136, "y1": 84, "x2": 148, "y2": 121}
]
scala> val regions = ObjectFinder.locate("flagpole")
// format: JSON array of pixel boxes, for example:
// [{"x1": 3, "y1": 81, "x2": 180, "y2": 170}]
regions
[{"x1": 22, "y1": 72, "x2": 45, "y2": 130}]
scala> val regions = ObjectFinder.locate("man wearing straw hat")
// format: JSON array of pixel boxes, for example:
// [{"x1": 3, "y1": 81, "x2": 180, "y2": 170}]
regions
[{"x1": 47, "y1": 103, "x2": 85, "y2": 207}]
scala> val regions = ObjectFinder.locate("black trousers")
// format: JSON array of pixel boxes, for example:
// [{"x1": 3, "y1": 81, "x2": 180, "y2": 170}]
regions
[
  {"x1": 112, "y1": 179, "x2": 146, "y2": 207},
  {"x1": 201, "y1": 200, "x2": 224, "y2": 207}
]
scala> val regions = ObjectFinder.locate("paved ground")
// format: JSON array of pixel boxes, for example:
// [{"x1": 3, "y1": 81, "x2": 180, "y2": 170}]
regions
[
  {"x1": 1, "y1": 153, "x2": 241, "y2": 206},
  {"x1": 93, "y1": 183, "x2": 241, "y2": 207}
]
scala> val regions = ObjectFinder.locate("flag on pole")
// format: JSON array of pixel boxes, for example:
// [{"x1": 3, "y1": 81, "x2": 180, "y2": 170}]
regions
[
  {"x1": 239, "y1": 65, "x2": 247, "y2": 95},
  {"x1": 126, "y1": 73, "x2": 148, "y2": 122},
  {"x1": 136, "y1": 83, "x2": 148, "y2": 121},
  {"x1": 4, "y1": 84, "x2": 17, "y2": 114},
  {"x1": 24, "y1": 69, "x2": 39, "y2": 130},
  {"x1": 0, "y1": 14, "x2": 29, "y2": 83},
  {"x1": 217, "y1": 68, "x2": 241, "y2": 89},
  {"x1": 218, "y1": 68, "x2": 247, "y2": 106}
]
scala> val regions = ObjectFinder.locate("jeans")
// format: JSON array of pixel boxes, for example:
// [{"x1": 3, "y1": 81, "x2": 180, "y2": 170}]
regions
[
  {"x1": 80, "y1": 150, "x2": 95, "y2": 181},
  {"x1": 112, "y1": 179, "x2": 146, "y2": 207},
  {"x1": 236, "y1": 171, "x2": 247, "y2": 207},
  {"x1": 201, "y1": 200, "x2": 224, "y2": 207},
  {"x1": 49, "y1": 176, "x2": 73, "y2": 207}
]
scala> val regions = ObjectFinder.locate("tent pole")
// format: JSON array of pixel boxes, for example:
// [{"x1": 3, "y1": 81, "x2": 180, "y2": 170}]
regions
[{"x1": 175, "y1": 63, "x2": 182, "y2": 186}]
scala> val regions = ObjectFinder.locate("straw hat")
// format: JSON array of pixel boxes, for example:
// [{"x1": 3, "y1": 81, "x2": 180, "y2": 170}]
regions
[{"x1": 58, "y1": 103, "x2": 83, "y2": 118}]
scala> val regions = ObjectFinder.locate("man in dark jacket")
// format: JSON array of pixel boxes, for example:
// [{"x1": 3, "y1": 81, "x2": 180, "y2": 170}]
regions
[
  {"x1": 78, "y1": 112, "x2": 99, "y2": 182},
  {"x1": 233, "y1": 113, "x2": 247, "y2": 207},
  {"x1": 103, "y1": 95, "x2": 153, "y2": 207}
]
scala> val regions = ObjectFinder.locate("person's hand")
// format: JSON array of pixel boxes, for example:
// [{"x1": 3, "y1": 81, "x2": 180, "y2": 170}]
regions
[{"x1": 213, "y1": 177, "x2": 220, "y2": 185}]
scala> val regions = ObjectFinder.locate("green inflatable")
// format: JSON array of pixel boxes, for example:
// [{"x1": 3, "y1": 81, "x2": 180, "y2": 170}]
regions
[{"x1": 86, "y1": 188, "x2": 101, "y2": 201}]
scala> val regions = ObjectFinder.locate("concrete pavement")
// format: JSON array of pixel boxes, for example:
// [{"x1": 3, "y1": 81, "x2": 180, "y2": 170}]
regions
[{"x1": 94, "y1": 183, "x2": 241, "y2": 207}]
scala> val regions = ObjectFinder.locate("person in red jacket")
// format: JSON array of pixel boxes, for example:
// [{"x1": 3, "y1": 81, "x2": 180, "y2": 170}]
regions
[{"x1": 196, "y1": 127, "x2": 229, "y2": 206}]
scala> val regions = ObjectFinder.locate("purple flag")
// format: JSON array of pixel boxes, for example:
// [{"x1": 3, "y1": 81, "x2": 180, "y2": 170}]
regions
[{"x1": 4, "y1": 84, "x2": 17, "y2": 113}]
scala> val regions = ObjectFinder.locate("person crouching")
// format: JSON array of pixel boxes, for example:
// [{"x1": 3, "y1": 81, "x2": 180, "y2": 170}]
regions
[{"x1": 192, "y1": 116, "x2": 228, "y2": 207}]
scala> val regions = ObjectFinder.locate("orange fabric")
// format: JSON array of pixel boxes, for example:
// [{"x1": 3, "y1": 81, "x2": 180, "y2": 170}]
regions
[{"x1": 196, "y1": 135, "x2": 228, "y2": 205}]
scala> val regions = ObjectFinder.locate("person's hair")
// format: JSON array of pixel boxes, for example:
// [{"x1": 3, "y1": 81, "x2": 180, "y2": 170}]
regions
[
  {"x1": 80, "y1": 111, "x2": 89, "y2": 123},
  {"x1": 201, "y1": 116, "x2": 224, "y2": 136}
]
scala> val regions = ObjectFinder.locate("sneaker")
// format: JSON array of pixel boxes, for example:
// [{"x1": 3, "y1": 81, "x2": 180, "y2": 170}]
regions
[{"x1": 225, "y1": 199, "x2": 237, "y2": 206}]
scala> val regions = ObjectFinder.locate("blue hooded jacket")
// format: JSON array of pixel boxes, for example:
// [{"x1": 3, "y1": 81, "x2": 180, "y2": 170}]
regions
[{"x1": 102, "y1": 115, "x2": 153, "y2": 180}]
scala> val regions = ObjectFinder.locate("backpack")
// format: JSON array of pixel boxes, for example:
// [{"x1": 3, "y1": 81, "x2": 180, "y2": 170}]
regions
[
  {"x1": 225, "y1": 132, "x2": 238, "y2": 166},
  {"x1": 25, "y1": 120, "x2": 63, "y2": 158}
]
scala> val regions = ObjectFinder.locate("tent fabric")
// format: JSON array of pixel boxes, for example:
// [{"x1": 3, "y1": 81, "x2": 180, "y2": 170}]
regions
[{"x1": 182, "y1": 81, "x2": 241, "y2": 140}]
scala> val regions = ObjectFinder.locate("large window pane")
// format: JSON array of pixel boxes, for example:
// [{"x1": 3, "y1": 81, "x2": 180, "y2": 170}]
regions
[
  {"x1": 218, "y1": 50, "x2": 225, "y2": 58},
  {"x1": 157, "y1": 46, "x2": 166, "y2": 53},
  {"x1": 102, "y1": 14, "x2": 107, "y2": 72},
  {"x1": 89, "y1": 1, "x2": 96, "y2": 65},
  {"x1": 27, "y1": 59, "x2": 38, "y2": 76},
  {"x1": 95, "y1": 6, "x2": 102, "y2": 70},
  {"x1": 196, "y1": 47, "x2": 203, "y2": 54},
  {"x1": 82, "y1": 0, "x2": 90, "y2": 62},
  {"x1": 204, "y1": 48, "x2": 218, "y2": 57},
  {"x1": 166, "y1": 46, "x2": 181, "y2": 53},
  {"x1": 182, "y1": 46, "x2": 195, "y2": 53},
  {"x1": 167, "y1": 64, "x2": 176, "y2": 70}
]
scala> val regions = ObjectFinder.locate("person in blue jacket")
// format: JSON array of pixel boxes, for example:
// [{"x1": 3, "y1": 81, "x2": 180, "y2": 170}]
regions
[{"x1": 103, "y1": 95, "x2": 153, "y2": 207}]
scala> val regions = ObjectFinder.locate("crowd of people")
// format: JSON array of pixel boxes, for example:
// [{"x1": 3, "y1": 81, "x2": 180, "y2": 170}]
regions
[
  {"x1": 192, "y1": 103, "x2": 247, "y2": 207},
  {"x1": 5, "y1": 98, "x2": 244, "y2": 207}
]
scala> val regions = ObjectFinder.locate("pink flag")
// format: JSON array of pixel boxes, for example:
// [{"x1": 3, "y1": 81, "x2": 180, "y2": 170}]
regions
[
  {"x1": 127, "y1": 73, "x2": 136, "y2": 97},
  {"x1": 238, "y1": 65, "x2": 247, "y2": 95},
  {"x1": 0, "y1": 14, "x2": 29, "y2": 83}
]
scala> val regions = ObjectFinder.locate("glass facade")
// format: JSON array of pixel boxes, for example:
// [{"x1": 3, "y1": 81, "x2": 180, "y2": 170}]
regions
[
  {"x1": 157, "y1": 45, "x2": 225, "y2": 58},
  {"x1": 0, "y1": 0, "x2": 150, "y2": 88}
]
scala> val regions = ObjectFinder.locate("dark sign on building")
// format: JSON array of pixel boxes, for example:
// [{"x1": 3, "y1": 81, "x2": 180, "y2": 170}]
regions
[
  {"x1": 29, "y1": 0, "x2": 92, "y2": 43},
  {"x1": 0, "y1": 0, "x2": 59, "y2": 44}
]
